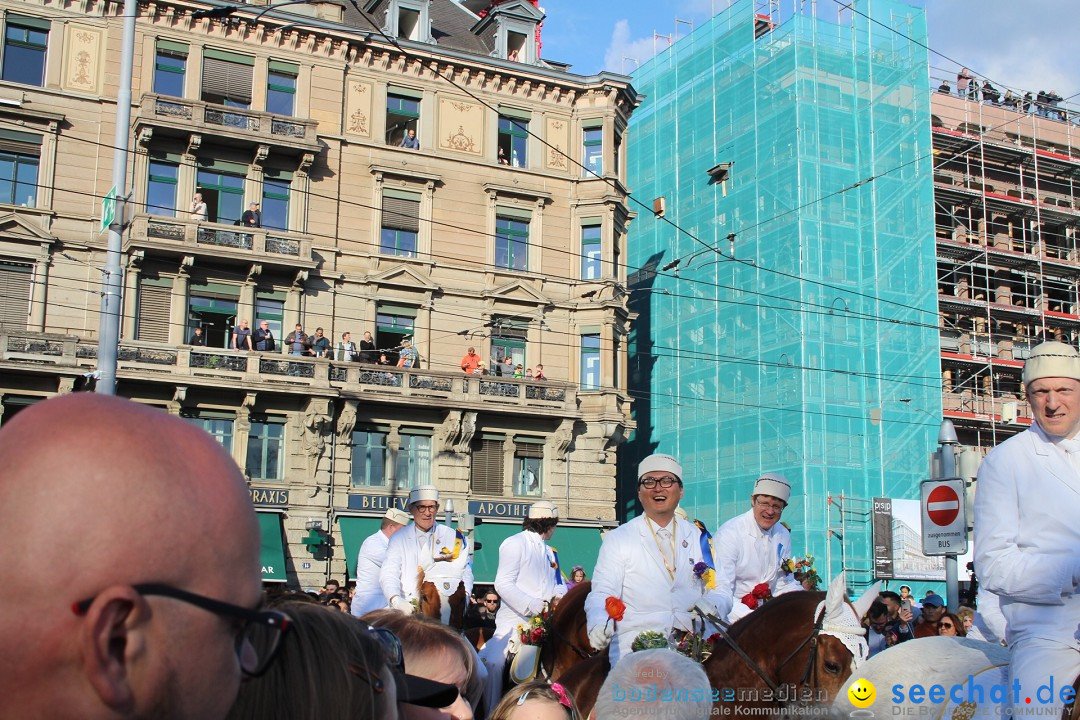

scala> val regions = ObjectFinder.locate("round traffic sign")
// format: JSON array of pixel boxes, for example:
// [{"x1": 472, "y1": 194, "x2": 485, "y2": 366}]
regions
[{"x1": 927, "y1": 485, "x2": 960, "y2": 526}]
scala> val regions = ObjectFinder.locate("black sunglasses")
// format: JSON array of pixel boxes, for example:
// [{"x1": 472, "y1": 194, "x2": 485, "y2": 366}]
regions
[
  {"x1": 72, "y1": 583, "x2": 291, "y2": 677},
  {"x1": 365, "y1": 624, "x2": 405, "y2": 674}
]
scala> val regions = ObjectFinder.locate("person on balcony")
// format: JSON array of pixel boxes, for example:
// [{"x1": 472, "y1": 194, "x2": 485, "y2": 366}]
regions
[
  {"x1": 188, "y1": 326, "x2": 206, "y2": 347},
  {"x1": 253, "y1": 321, "x2": 275, "y2": 352},
  {"x1": 285, "y1": 324, "x2": 309, "y2": 356},
  {"x1": 189, "y1": 192, "x2": 207, "y2": 221},
  {"x1": 231, "y1": 319, "x2": 252, "y2": 352},
  {"x1": 241, "y1": 202, "x2": 261, "y2": 228},
  {"x1": 309, "y1": 327, "x2": 331, "y2": 358}
]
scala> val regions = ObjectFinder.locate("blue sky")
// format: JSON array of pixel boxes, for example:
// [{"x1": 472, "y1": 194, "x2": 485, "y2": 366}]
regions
[{"x1": 535, "y1": 0, "x2": 1079, "y2": 99}]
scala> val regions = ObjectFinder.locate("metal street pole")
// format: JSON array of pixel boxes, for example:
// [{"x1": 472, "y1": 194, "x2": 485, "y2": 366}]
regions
[
  {"x1": 935, "y1": 419, "x2": 960, "y2": 612},
  {"x1": 95, "y1": 0, "x2": 137, "y2": 395}
]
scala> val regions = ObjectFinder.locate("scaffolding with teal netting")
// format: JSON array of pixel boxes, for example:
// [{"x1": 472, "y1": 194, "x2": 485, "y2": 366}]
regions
[{"x1": 625, "y1": 0, "x2": 939, "y2": 590}]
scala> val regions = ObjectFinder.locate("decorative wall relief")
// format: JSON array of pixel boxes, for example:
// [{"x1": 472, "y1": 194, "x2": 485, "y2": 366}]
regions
[
  {"x1": 344, "y1": 79, "x2": 372, "y2": 137},
  {"x1": 546, "y1": 116, "x2": 570, "y2": 171},
  {"x1": 438, "y1": 97, "x2": 482, "y2": 155},
  {"x1": 62, "y1": 25, "x2": 104, "y2": 95}
]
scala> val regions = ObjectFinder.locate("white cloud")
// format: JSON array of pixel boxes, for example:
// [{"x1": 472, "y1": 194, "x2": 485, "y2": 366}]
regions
[{"x1": 602, "y1": 19, "x2": 662, "y2": 74}]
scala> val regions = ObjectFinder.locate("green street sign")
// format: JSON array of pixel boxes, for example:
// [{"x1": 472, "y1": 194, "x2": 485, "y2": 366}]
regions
[{"x1": 100, "y1": 186, "x2": 117, "y2": 234}]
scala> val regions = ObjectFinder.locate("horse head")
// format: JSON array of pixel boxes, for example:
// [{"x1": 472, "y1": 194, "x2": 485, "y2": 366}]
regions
[
  {"x1": 542, "y1": 581, "x2": 595, "y2": 680},
  {"x1": 806, "y1": 573, "x2": 881, "y2": 699}
]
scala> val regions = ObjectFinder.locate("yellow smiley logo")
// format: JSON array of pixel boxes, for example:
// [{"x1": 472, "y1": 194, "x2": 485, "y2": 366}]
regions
[{"x1": 847, "y1": 678, "x2": 876, "y2": 708}]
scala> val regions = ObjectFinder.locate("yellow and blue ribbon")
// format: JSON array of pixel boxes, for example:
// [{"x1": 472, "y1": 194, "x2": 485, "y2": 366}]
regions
[
  {"x1": 451, "y1": 529, "x2": 466, "y2": 560},
  {"x1": 693, "y1": 519, "x2": 717, "y2": 590},
  {"x1": 550, "y1": 545, "x2": 565, "y2": 586}
]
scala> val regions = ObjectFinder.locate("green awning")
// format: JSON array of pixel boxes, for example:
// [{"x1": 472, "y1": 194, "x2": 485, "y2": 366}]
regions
[
  {"x1": 338, "y1": 516, "x2": 382, "y2": 581},
  {"x1": 470, "y1": 523, "x2": 605, "y2": 584},
  {"x1": 257, "y1": 512, "x2": 287, "y2": 583},
  {"x1": 470, "y1": 522, "x2": 520, "y2": 583},
  {"x1": 549, "y1": 526, "x2": 604, "y2": 581}
]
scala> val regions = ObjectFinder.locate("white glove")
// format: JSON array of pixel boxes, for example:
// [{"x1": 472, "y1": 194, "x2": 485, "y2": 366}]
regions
[
  {"x1": 525, "y1": 598, "x2": 546, "y2": 616},
  {"x1": 389, "y1": 596, "x2": 413, "y2": 614},
  {"x1": 587, "y1": 622, "x2": 614, "y2": 651}
]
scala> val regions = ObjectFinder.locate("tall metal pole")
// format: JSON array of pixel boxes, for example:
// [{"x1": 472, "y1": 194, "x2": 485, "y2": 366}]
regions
[
  {"x1": 95, "y1": 0, "x2": 137, "y2": 395},
  {"x1": 935, "y1": 420, "x2": 960, "y2": 611}
]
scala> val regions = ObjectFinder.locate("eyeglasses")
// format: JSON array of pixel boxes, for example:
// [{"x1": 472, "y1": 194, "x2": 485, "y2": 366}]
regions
[
  {"x1": 484, "y1": 598, "x2": 499, "y2": 604},
  {"x1": 940, "y1": 623, "x2": 954, "y2": 629},
  {"x1": 365, "y1": 624, "x2": 405, "y2": 674},
  {"x1": 349, "y1": 663, "x2": 386, "y2": 693},
  {"x1": 753, "y1": 498, "x2": 785, "y2": 512},
  {"x1": 71, "y1": 583, "x2": 291, "y2": 677},
  {"x1": 639, "y1": 476, "x2": 680, "y2": 489},
  {"x1": 413, "y1": 504, "x2": 438, "y2": 513}
]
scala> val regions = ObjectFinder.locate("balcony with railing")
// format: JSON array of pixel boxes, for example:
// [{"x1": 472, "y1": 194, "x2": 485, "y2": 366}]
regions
[
  {"x1": 126, "y1": 214, "x2": 316, "y2": 270},
  {"x1": 0, "y1": 331, "x2": 580, "y2": 417},
  {"x1": 134, "y1": 94, "x2": 321, "y2": 155}
]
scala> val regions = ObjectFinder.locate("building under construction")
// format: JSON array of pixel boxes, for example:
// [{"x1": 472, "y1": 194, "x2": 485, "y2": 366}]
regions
[{"x1": 932, "y1": 87, "x2": 1080, "y2": 453}]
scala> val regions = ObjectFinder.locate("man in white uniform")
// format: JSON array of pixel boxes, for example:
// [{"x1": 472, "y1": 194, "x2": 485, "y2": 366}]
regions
[
  {"x1": 478, "y1": 500, "x2": 567, "y2": 705},
  {"x1": 351, "y1": 507, "x2": 411, "y2": 617},
  {"x1": 975, "y1": 341, "x2": 1080, "y2": 717},
  {"x1": 381, "y1": 485, "x2": 474, "y2": 626},
  {"x1": 713, "y1": 473, "x2": 803, "y2": 623},
  {"x1": 585, "y1": 454, "x2": 731, "y2": 667}
]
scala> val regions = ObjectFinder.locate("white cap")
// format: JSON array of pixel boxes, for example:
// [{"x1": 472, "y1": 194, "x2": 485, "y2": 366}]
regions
[
  {"x1": 408, "y1": 484, "x2": 439, "y2": 507},
  {"x1": 384, "y1": 507, "x2": 411, "y2": 525},
  {"x1": 753, "y1": 473, "x2": 791, "y2": 504},
  {"x1": 1023, "y1": 341, "x2": 1080, "y2": 386},
  {"x1": 637, "y1": 453, "x2": 683, "y2": 481},
  {"x1": 527, "y1": 500, "x2": 558, "y2": 519}
]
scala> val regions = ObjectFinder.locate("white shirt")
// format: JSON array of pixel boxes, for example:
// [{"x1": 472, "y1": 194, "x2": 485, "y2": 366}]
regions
[
  {"x1": 351, "y1": 528, "x2": 392, "y2": 617},
  {"x1": 380, "y1": 522, "x2": 474, "y2": 603},
  {"x1": 493, "y1": 530, "x2": 567, "y2": 639},
  {"x1": 584, "y1": 515, "x2": 731, "y2": 666},
  {"x1": 713, "y1": 509, "x2": 802, "y2": 623},
  {"x1": 975, "y1": 423, "x2": 1080, "y2": 645}
]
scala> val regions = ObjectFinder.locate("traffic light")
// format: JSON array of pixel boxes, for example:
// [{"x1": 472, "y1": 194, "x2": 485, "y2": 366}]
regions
[{"x1": 302, "y1": 528, "x2": 333, "y2": 561}]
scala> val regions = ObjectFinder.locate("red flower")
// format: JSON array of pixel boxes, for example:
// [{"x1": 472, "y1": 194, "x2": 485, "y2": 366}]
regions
[
  {"x1": 605, "y1": 596, "x2": 626, "y2": 622},
  {"x1": 531, "y1": 627, "x2": 544, "y2": 643},
  {"x1": 741, "y1": 593, "x2": 758, "y2": 609},
  {"x1": 751, "y1": 583, "x2": 770, "y2": 600}
]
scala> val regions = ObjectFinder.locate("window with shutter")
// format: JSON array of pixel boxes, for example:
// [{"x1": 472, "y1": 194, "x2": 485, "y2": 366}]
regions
[
  {"x1": 136, "y1": 279, "x2": 172, "y2": 342},
  {"x1": 0, "y1": 261, "x2": 31, "y2": 328},
  {"x1": 470, "y1": 437, "x2": 504, "y2": 495},
  {"x1": 380, "y1": 191, "x2": 420, "y2": 257},
  {"x1": 201, "y1": 51, "x2": 254, "y2": 107}
]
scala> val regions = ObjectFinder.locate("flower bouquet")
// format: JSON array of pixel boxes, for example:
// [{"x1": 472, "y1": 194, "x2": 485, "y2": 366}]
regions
[
  {"x1": 631, "y1": 630, "x2": 669, "y2": 652},
  {"x1": 788, "y1": 554, "x2": 821, "y2": 590},
  {"x1": 517, "y1": 604, "x2": 552, "y2": 646}
]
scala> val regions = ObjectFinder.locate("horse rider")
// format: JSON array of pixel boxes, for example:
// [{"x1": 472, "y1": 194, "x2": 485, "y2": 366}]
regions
[
  {"x1": 478, "y1": 500, "x2": 567, "y2": 706},
  {"x1": 713, "y1": 473, "x2": 803, "y2": 624},
  {"x1": 975, "y1": 341, "x2": 1080, "y2": 717},
  {"x1": 584, "y1": 453, "x2": 731, "y2": 667},
  {"x1": 351, "y1": 506, "x2": 411, "y2": 618},
  {"x1": 381, "y1": 485, "x2": 474, "y2": 626}
]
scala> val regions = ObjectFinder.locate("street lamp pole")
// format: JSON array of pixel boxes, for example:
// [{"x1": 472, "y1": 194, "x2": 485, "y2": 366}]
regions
[{"x1": 95, "y1": 0, "x2": 137, "y2": 395}]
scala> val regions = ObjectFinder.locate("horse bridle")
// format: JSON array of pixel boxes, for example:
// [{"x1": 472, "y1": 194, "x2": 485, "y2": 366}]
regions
[{"x1": 703, "y1": 603, "x2": 829, "y2": 702}]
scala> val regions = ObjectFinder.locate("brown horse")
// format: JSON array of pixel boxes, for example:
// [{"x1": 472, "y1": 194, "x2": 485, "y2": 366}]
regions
[
  {"x1": 540, "y1": 581, "x2": 596, "y2": 681},
  {"x1": 557, "y1": 588, "x2": 866, "y2": 717},
  {"x1": 416, "y1": 573, "x2": 467, "y2": 630}
]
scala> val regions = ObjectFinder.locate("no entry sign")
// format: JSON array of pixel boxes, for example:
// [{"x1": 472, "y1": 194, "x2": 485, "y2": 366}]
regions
[{"x1": 921, "y1": 478, "x2": 968, "y2": 556}]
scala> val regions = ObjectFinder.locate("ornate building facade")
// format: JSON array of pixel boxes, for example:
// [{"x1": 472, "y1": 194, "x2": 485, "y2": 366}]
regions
[{"x1": 0, "y1": 0, "x2": 637, "y2": 588}]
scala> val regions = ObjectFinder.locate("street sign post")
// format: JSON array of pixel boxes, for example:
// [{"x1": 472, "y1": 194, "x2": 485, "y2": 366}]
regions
[
  {"x1": 921, "y1": 478, "x2": 967, "y2": 556},
  {"x1": 100, "y1": 185, "x2": 116, "y2": 234}
]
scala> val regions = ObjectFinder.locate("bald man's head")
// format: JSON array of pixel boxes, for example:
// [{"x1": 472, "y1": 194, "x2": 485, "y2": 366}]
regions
[{"x1": 0, "y1": 394, "x2": 262, "y2": 720}]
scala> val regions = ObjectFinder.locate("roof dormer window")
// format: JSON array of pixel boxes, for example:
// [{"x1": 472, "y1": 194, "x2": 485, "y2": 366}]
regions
[
  {"x1": 471, "y1": 0, "x2": 545, "y2": 64},
  {"x1": 368, "y1": 0, "x2": 432, "y2": 44}
]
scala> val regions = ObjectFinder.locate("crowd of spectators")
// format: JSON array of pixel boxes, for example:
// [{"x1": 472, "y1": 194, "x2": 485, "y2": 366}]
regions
[
  {"x1": 937, "y1": 68, "x2": 1071, "y2": 123},
  {"x1": 863, "y1": 584, "x2": 977, "y2": 658}
]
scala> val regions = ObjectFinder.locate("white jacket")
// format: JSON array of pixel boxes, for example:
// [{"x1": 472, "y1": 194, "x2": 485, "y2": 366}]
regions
[
  {"x1": 584, "y1": 515, "x2": 731, "y2": 666},
  {"x1": 380, "y1": 523, "x2": 474, "y2": 603},
  {"x1": 351, "y1": 529, "x2": 391, "y2": 617},
  {"x1": 713, "y1": 509, "x2": 802, "y2": 623},
  {"x1": 974, "y1": 424, "x2": 1080, "y2": 644},
  {"x1": 493, "y1": 530, "x2": 568, "y2": 640}
]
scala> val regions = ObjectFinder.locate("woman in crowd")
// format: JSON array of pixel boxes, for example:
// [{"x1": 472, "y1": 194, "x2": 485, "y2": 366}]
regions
[
  {"x1": 364, "y1": 609, "x2": 482, "y2": 720},
  {"x1": 938, "y1": 612, "x2": 966, "y2": 637},
  {"x1": 488, "y1": 681, "x2": 580, "y2": 720}
]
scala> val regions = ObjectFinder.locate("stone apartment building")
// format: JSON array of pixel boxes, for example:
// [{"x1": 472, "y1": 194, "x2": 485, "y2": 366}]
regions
[{"x1": 0, "y1": 0, "x2": 638, "y2": 588}]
